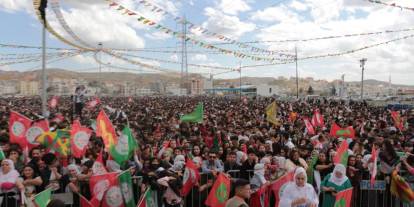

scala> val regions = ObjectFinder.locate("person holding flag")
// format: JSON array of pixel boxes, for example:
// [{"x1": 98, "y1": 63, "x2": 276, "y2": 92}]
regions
[
  {"x1": 225, "y1": 179, "x2": 250, "y2": 207},
  {"x1": 320, "y1": 164, "x2": 352, "y2": 207},
  {"x1": 279, "y1": 167, "x2": 319, "y2": 207}
]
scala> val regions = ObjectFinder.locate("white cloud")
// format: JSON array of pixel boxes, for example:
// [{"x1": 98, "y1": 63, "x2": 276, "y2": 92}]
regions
[
  {"x1": 251, "y1": 5, "x2": 300, "y2": 23},
  {"x1": 289, "y1": 0, "x2": 308, "y2": 11},
  {"x1": 145, "y1": 31, "x2": 171, "y2": 40},
  {"x1": 218, "y1": 0, "x2": 251, "y2": 15},
  {"x1": 0, "y1": 0, "x2": 31, "y2": 13},
  {"x1": 191, "y1": 54, "x2": 208, "y2": 61},
  {"x1": 170, "y1": 54, "x2": 178, "y2": 61}
]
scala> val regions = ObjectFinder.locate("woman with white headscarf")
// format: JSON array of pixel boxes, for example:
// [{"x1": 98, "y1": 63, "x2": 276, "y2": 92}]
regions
[
  {"x1": 279, "y1": 167, "x2": 319, "y2": 207},
  {"x1": 0, "y1": 159, "x2": 24, "y2": 207},
  {"x1": 320, "y1": 164, "x2": 352, "y2": 207},
  {"x1": 250, "y1": 163, "x2": 267, "y2": 191}
]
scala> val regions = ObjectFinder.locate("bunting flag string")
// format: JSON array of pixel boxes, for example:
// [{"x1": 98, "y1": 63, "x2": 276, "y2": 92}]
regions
[
  {"x1": 129, "y1": 0, "x2": 284, "y2": 56},
  {"x1": 366, "y1": 0, "x2": 414, "y2": 12},
  {"x1": 118, "y1": 53, "x2": 235, "y2": 70},
  {"x1": 0, "y1": 43, "x2": 78, "y2": 51},
  {"x1": 105, "y1": 0, "x2": 293, "y2": 62},
  {"x1": 0, "y1": 50, "x2": 86, "y2": 66},
  {"x1": 0, "y1": 51, "x2": 82, "y2": 61},
  {"x1": 241, "y1": 33, "x2": 414, "y2": 69}
]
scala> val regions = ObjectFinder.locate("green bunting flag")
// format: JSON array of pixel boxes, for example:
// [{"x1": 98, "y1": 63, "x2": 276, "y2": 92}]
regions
[
  {"x1": 180, "y1": 103, "x2": 203, "y2": 123},
  {"x1": 34, "y1": 188, "x2": 52, "y2": 207},
  {"x1": 109, "y1": 127, "x2": 138, "y2": 165},
  {"x1": 118, "y1": 170, "x2": 136, "y2": 207}
]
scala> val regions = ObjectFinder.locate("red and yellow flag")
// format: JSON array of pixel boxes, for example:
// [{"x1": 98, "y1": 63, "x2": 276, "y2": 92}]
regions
[
  {"x1": 205, "y1": 173, "x2": 230, "y2": 207},
  {"x1": 391, "y1": 111, "x2": 404, "y2": 131},
  {"x1": 96, "y1": 110, "x2": 118, "y2": 151}
]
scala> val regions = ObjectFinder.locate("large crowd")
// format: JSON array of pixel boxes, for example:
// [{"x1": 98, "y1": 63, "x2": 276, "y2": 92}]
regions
[{"x1": 0, "y1": 92, "x2": 413, "y2": 207}]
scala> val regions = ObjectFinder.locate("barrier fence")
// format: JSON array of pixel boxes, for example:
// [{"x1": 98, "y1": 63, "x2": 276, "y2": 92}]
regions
[{"x1": 2, "y1": 170, "x2": 414, "y2": 207}]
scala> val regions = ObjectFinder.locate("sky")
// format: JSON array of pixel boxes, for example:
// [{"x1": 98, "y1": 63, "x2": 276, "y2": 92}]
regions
[{"x1": 1, "y1": 0, "x2": 414, "y2": 85}]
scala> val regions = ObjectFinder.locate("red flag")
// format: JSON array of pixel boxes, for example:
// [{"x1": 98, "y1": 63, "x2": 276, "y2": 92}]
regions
[
  {"x1": 92, "y1": 151, "x2": 108, "y2": 175},
  {"x1": 391, "y1": 111, "x2": 404, "y2": 131},
  {"x1": 96, "y1": 110, "x2": 118, "y2": 151},
  {"x1": 80, "y1": 194, "x2": 93, "y2": 207},
  {"x1": 51, "y1": 113, "x2": 64, "y2": 123},
  {"x1": 101, "y1": 178, "x2": 125, "y2": 207},
  {"x1": 311, "y1": 109, "x2": 324, "y2": 127},
  {"x1": 71, "y1": 121, "x2": 92, "y2": 158},
  {"x1": 87, "y1": 97, "x2": 101, "y2": 109},
  {"x1": 334, "y1": 188, "x2": 353, "y2": 207},
  {"x1": 89, "y1": 172, "x2": 118, "y2": 205},
  {"x1": 205, "y1": 173, "x2": 231, "y2": 207},
  {"x1": 333, "y1": 141, "x2": 349, "y2": 166},
  {"x1": 157, "y1": 140, "x2": 170, "y2": 158},
  {"x1": 9, "y1": 111, "x2": 32, "y2": 148},
  {"x1": 391, "y1": 170, "x2": 414, "y2": 202},
  {"x1": 370, "y1": 146, "x2": 378, "y2": 187},
  {"x1": 270, "y1": 171, "x2": 294, "y2": 207},
  {"x1": 330, "y1": 122, "x2": 355, "y2": 139},
  {"x1": 181, "y1": 159, "x2": 200, "y2": 196},
  {"x1": 304, "y1": 118, "x2": 315, "y2": 135},
  {"x1": 48, "y1": 96, "x2": 58, "y2": 109},
  {"x1": 249, "y1": 184, "x2": 269, "y2": 207},
  {"x1": 25, "y1": 119, "x2": 49, "y2": 149}
]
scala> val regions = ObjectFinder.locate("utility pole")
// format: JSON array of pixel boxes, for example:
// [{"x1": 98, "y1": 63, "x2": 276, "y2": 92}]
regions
[
  {"x1": 41, "y1": 19, "x2": 47, "y2": 117},
  {"x1": 360, "y1": 58, "x2": 367, "y2": 100},
  {"x1": 295, "y1": 46, "x2": 299, "y2": 99},
  {"x1": 98, "y1": 42, "x2": 103, "y2": 95},
  {"x1": 180, "y1": 16, "x2": 188, "y2": 95},
  {"x1": 239, "y1": 62, "x2": 242, "y2": 100}
]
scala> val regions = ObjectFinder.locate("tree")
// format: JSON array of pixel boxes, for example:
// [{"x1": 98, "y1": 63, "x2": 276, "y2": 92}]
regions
[{"x1": 307, "y1": 86, "x2": 314, "y2": 95}]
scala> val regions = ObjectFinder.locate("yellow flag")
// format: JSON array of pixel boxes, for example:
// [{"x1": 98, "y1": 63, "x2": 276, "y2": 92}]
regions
[{"x1": 266, "y1": 101, "x2": 280, "y2": 125}]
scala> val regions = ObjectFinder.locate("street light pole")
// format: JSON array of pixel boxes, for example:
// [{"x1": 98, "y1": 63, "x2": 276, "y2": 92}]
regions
[{"x1": 360, "y1": 58, "x2": 367, "y2": 100}]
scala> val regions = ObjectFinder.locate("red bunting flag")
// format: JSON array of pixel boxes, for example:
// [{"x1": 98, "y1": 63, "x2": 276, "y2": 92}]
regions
[
  {"x1": 333, "y1": 140, "x2": 349, "y2": 166},
  {"x1": 96, "y1": 110, "x2": 118, "y2": 151},
  {"x1": 330, "y1": 123, "x2": 355, "y2": 139},
  {"x1": 304, "y1": 118, "x2": 315, "y2": 135},
  {"x1": 391, "y1": 111, "x2": 404, "y2": 131},
  {"x1": 71, "y1": 120, "x2": 92, "y2": 158},
  {"x1": 181, "y1": 159, "x2": 200, "y2": 196},
  {"x1": 334, "y1": 188, "x2": 353, "y2": 207},
  {"x1": 48, "y1": 96, "x2": 58, "y2": 109},
  {"x1": 270, "y1": 171, "x2": 294, "y2": 207},
  {"x1": 205, "y1": 173, "x2": 231, "y2": 207}
]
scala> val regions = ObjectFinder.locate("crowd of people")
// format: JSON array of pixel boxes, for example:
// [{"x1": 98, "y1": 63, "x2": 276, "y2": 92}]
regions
[{"x1": 0, "y1": 93, "x2": 413, "y2": 207}]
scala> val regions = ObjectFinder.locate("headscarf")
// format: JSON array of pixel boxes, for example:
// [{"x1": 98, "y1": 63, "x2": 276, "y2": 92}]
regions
[
  {"x1": 67, "y1": 164, "x2": 81, "y2": 176},
  {"x1": 274, "y1": 156, "x2": 286, "y2": 169},
  {"x1": 329, "y1": 164, "x2": 349, "y2": 186},
  {"x1": 260, "y1": 157, "x2": 271, "y2": 165},
  {"x1": 171, "y1": 155, "x2": 185, "y2": 172},
  {"x1": 0, "y1": 159, "x2": 20, "y2": 189},
  {"x1": 294, "y1": 167, "x2": 307, "y2": 187},
  {"x1": 254, "y1": 163, "x2": 266, "y2": 184}
]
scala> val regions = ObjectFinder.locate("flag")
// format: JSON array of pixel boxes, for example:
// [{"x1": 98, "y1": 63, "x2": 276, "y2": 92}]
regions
[
  {"x1": 102, "y1": 178, "x2": 124, "y2": 207},
  {"x1": 92, "y1": 151, "x2": 108, "y2": 175},
  {"x1": 304, "y1": 118, "x2": 315, "y2": 135},
  {"x1": 205, "y1": 173, "x2": 231, "y2": 207},
  {"x1": 51, "y1": 113, "x2": 64, "y2": 123},
  {"x1": 0, "y1": 148, "x2": 6, "y2": 160},
  {"x1": 109, "y1": 127, "x2": 137, "y2": 165},
  {"x1": 249, "y1": 184, "x2": 269, "y2": 207},
  {"x1": 26, "y1": 119, "x2": 49, "y2": 149},
  {"x1": 87, "y1": 97, "x2": 101, "y2": 109},
  {"x1": 71, "y1": 121, "x2": 92, "y2": 158},
  {"x1": 39, "y1": 0, "x2": 48, "y2": 23},
  {"x1": 266, "y1": 101, "x2": 280, "y2": 125},
  {"x1": 157, "y1": 141, "x2": 170, "y2": 158},
  {"x1": 288, "y1": 112, "x2": 298, "y2": 122},
  {"x1": 34, "y1": 188, "x2": 52, "y2": 207},
  {"x1": 334, "y1": 188, "x2": 353, "y2": 207},
  {"x1": 330, "y1": 123, "x2": 355, "y2": 139},
  {"x1": 391, "y1": 111, "x2": 404, "y2": 131},
  {"x1": 118, "y1": 170, "x2": 135, "y2": 207},
  {"x1": 311, "y1": 109, "x2": 325, "y2": 127},
  {"x1": 48, "y1": 96, "x2": 58, "y2": 108},
  {"x1": 9, "y1": 111, "x2": 32, "y2": 148},
  {"x1": 333, "y1": 141, "x2": 349, "y2": 166},
  {"x1": 80, "y1": 194, "x2": 93, "y2": 207},
  {"x1": 307, "y1": 153, "x2": 319, "y2": 184},
  {"x1": 180, "y1": 103, "x2": 203, "y2": 123},
  {"x1": 96, "y1": 110, "x2": 118, "y2": 151},
  {"x1": 181, "y1": 159, "x2": 200, "y2": 196},
  {"x1": 271, "y1": 171, "x2": 294, "y2": 207},
  {"x1": 370, "y1": 146, "x2": 378, "y2": 187},
  {"x1": 89, "y1": 172, "x2": 120, "y2": 206},
  {"x1": 53, "y1": 130, "x2": 71, "y2": 157},
  {"x1": 36, "y1": 131, "x2": 57, "y2": 150},
  {"x1": 137, "y1": 188, "x2": 158, "y2": 207},
  {"x1": 390, "y1": 170, "x2": 414, "y2": 203}
]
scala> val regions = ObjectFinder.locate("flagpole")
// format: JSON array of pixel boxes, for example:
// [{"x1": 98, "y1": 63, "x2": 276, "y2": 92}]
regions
[
  {"x1": 41, "y1": 18, "x2": 48, "y2": 118},
  {"x1": 136, "y1": 187, "x2": 150, "y2": 207}
]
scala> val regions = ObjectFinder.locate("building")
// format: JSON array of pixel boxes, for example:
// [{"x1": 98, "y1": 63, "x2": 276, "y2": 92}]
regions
[
  {"x1": 0, "y1": 81, "x2": 18, "y2": 95},
  {"x1": 20, "y1": 81, "x2": 39, "y2": 96},
  {"x1": 256, "y1": 84, "x2": 283, "y2": 97},
  {"x1": 190, "y1": 79, "x2": 204, "y2": 95}
]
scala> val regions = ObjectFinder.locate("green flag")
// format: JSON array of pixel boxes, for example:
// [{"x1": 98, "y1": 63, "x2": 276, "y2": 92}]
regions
[
  {"x1": 110, "y1": 127, "x2": 138, "y2": 165},
  {"x1": 307, "y1": 153, "x2": 319, "y2": 184},
  {"x1": 34, "y1": 188, "x2": 52, "y2": 207},
  {"x1": 180, "y1": 103, "x2": 203, "y2": 123},
  {"x1": 0, "y1": 148, "x2": 5, "y2": 160},
  {"x1": 118, "y1": 170, "x2": 136, "y2": 207}
]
